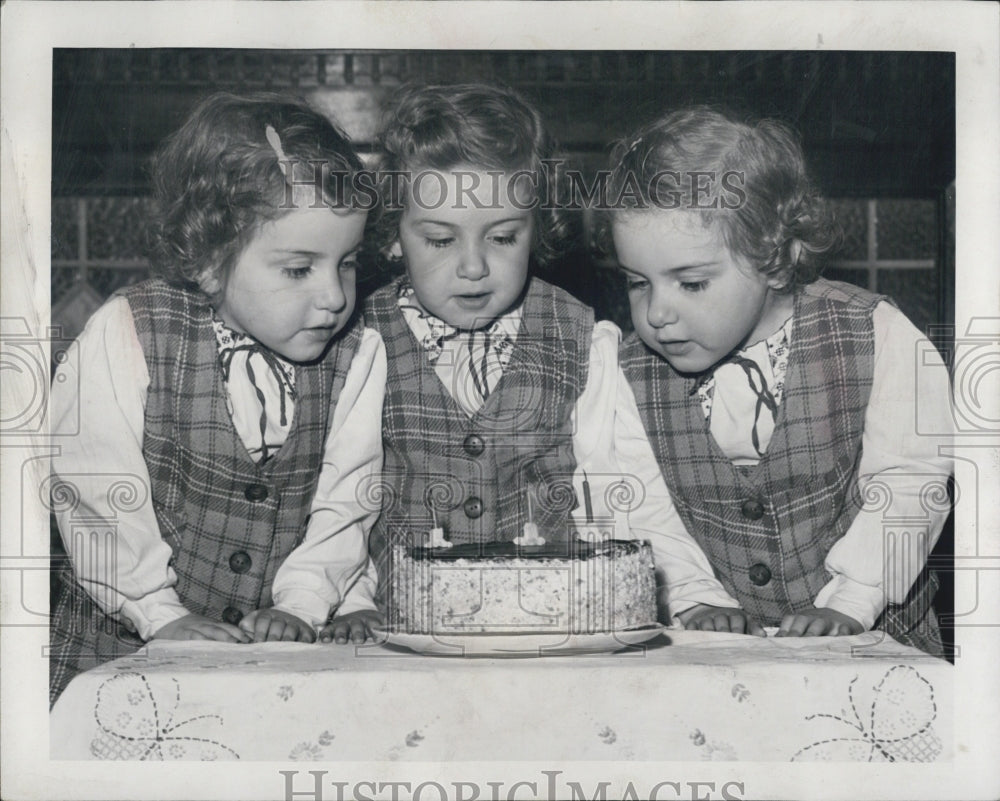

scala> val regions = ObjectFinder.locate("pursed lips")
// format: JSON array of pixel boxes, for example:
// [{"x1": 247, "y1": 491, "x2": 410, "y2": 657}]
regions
[
  {"x1": 304, "y1": 322, "x2": 339, "y2": 334},
  {"x1": 453, "y1": 291, "x2": 493, "y2": 309},
  {"x1": 656, "y1": 338, "x2": 694, "y2": 354}
]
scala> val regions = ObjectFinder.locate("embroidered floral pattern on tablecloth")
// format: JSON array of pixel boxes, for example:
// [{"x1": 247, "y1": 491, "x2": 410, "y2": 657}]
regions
[
  {"x1": 792, "y1": 665, "x2": 941, "y2": 761},
  {"x1": 88, "y1": 672, "x2": 239, "y2": 760},
  {"x1": 288, "y1": 730, "x2": 336, "y2": 760}
]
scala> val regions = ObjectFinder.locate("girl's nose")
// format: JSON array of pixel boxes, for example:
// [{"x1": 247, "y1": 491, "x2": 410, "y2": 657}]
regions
[
  {"x1": 315, "y1": 271, "x2": 347, "y2": 313},
  {"x1": 645, "y1": 290, "x2": 678, "y2": 328},
  {"x1": 456, "y1": 243, "x2": 489, "y2": 281}
]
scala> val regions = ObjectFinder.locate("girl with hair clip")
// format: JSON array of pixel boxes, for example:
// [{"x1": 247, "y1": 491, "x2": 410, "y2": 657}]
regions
[
  {"x1": 328, "y1": 84, "x2": 736, "y2": 642},
  {"x1": 607, "y1": 106, "x2": 953, "y2": 654},
  {"x1": 49, "y1": 92, "x2": 386, "y2": 705}
]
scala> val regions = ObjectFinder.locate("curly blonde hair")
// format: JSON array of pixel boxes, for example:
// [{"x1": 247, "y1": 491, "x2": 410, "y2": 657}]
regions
[
  {"x1": 371, "y1": 82, "x2": 570, "y2": 269},
  {"x1": 599, "y1": 106, "x2": 841, "y2": 292},
  {"x1": 147, "y1": 92, "x2": 365, "y2": 298}
]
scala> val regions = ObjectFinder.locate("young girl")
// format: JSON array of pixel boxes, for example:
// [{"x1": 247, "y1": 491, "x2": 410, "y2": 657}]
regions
[
  {"x1": 328, "y1": 84, "x2": 740, "y2": 643},
  {"x1": 49, "y1": 92, "x2": 385, "y2": 703},
  {"x1": 607, "y1": 107, "x2": 953, "y2": 654}
]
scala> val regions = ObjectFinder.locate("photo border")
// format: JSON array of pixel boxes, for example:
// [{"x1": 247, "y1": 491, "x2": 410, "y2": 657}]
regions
[{"x1": 2, "y1": 2, "x2": 998, "y2": 799}]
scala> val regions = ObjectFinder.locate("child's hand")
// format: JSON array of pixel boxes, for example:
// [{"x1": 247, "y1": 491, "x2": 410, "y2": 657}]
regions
[
  {"x1": 239, "y1": 608, "x2": 317, "y2": 643},
  {"x1": 776, "y1": 607, "x2": 863, "y2": 637},
  {"x1": 318, "y1": 609, "x2": 385, "y2": 644},
  {"x1": 152, "y1": 613, "x2": 252, "y2": 643},
  {"x1": 677, "y1": 604, "x2": 766, "y2": 636}
]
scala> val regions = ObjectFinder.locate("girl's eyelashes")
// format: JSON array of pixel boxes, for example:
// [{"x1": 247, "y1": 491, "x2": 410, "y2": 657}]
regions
[
  {"x1": 621, "y1": 270, "x2": 648, "y2": 291},
  {"x1": 622, "y1": 275, "x2": 708, "y2": 293},
  {"x1": 281, "y1": 264, "x2": 314, "y2": 280},
  {"x1": 422, "y1": 234, "x2": 519, "y2": 248}
]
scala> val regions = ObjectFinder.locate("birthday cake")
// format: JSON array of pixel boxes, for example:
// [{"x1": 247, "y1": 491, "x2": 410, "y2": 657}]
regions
[{"x1": 386, "y1": 538, "x2": 658, "y2": 635}]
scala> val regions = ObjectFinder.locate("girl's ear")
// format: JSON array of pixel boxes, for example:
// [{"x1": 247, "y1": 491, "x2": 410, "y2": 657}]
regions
[
  {"x1": 767, "y1": 239, "x2": 801, "y2": 290},
  {"x1": 385, "y1": 240, "x2": 404, "y2": 261},
  {"x1": 196, "y1": 268, "x2": 223, "y2": 298},
  {"x1": 766, "y1": 273, "x2": 790, "y2": 291},
  {"x1": 787, "y1": 239, "x2": 803, "y2": 268}
]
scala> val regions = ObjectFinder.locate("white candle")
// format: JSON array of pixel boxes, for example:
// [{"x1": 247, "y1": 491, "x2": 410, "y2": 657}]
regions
[
  {"x1": 427, "y1": 505, "x2": 452, "y2": 548},
  {"x1": 514, "y1": 489, "x2": 545, "y2": 546}
]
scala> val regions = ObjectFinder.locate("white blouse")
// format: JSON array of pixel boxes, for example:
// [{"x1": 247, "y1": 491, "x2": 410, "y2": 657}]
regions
[
  {"x1": 396, "y1": 282, "x2": 521, "y2": 417},
  {"x1": 211, "y1": 314, "x2": 298, "y2": 464},
  {"x1": 616, "y1": 301, "x2": 954, "y2": 628},
  {"x1": 50, "y1": 295, "x2": 387, "y2": 638},
  {"x1": 338, "y1": 301, "x2": 739, "y2": 618}
]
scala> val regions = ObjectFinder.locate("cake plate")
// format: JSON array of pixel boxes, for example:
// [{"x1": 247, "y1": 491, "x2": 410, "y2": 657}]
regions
[{"x1": 372, "y1": 624, "x2": 665, "y2": 657}]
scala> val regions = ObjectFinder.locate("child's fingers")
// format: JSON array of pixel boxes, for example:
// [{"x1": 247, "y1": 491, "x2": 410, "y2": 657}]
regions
[
  {"x1": 776, "y1": 614, "x2": 801, "y2": 637},
  {"x1": 197, "y1": 622, "x2": 244, "y2": 643},
  {"x1": 317, "y1": 624, "x2": 335, "y2": 644},
  {"x1": 238, "y1": 610, "x2": 258, "y2": 634},
  {"x1": 253, "y1": 613, "x2": 276, "y2": 642},
  {"x1": 268, "y1": 618, "x2": 293, "y2": 642},
  {"x1": 786, "y1": 616, "x2": 813, "y2": 637},
  {"x1": 221, "y1": 622, "x2": 253, "y2": 642},
  {"x1": 726, "y1": 612, "x2": 749, "y2": 634},
  {"x1": 349, "y1": 619, "x2": 368, "y2": 643},
  {"x1": 715, "y1": 612, "x2": 739, "y2": 633},
  {"x1": 804, "y1": 617, "x2": 830, "y2": 637},
  {"x1": 693, "y1": 615, "x2": 716, "y2": 632},
  {"x1": 748, "y1": 619, "x2": 767, "y2": 637},
  {"x1": 710, "y1": 612, "x2": 734, "y2": 632}
]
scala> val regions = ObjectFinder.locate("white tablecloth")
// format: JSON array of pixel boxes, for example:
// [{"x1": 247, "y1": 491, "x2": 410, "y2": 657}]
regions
[{"x1": 50, "y1": 630, "x2": 951, "y2": 762}]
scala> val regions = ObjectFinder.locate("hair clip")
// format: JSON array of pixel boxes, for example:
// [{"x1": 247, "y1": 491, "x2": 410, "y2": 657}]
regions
[{"x1": 265, "y1": 124, "x2": 293, "y2": 186}]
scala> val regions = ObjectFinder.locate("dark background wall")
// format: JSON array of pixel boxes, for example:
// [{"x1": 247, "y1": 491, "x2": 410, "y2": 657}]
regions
[
  {"x1": 52, "y1": 49, "x2": 955, "y2": 339},
  {"x1": 50, "y1": 49, "x2": 957, "y2": 654}
]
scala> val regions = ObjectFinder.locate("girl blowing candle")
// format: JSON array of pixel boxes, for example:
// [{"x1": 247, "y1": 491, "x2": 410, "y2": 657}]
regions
[
  {"x1": 331, "y1": 84, "x2": 742, "y2": 641},
  {"x1": 49, "y1": 92, "x2": 386, "y2": 704},
  {"x1": 606, "y1": 107, "x2": 952, "y2": 652}
]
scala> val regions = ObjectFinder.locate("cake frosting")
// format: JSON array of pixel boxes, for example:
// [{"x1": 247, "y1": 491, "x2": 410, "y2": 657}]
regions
[{"x1": 386, "y1": 538, "x2": 658, "y2": 635}]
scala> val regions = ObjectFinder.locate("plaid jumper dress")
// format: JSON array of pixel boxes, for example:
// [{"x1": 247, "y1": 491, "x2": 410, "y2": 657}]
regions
[
  {"x1": 620, "y1": 278, "x2": 942, "y2": 655},
  {"x1": 49, "y1": 280, "x2": 362, "y2": 704},
  {"x1": 365, "y1": 277, "x2": 594, "y2": 567}
]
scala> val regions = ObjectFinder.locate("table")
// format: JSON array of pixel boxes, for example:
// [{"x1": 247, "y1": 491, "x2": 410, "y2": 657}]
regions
[{"x1": 50, "y1": 630, "x2": 952, "y2": 762}]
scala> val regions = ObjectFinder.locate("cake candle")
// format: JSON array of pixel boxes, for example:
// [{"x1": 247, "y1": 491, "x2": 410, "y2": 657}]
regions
[
  {"x1": 515, "y1": 488, "x2": 545, "y2": 546},
  {"x1": 427, "y1": 505, "x2": 451, "y2": 549},
  {"x1": 582, "y1": 470, "x2": 595, "y2": 523}
]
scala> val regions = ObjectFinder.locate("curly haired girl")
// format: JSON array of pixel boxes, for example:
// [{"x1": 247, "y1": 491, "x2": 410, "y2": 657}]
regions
[
  {"x1": 609, "y1": 107, "x2": 952, "y2": 654},
  {"x1": 49, "y1": 92, "x2": 385, "y2": 704}
]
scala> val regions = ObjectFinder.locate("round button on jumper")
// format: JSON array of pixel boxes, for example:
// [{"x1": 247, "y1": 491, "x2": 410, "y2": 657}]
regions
[
  {"x1": 748, "y1": 564, "x2": 772, "y2": 586},
  {"x1": 741, "y1": 499, "x2": 765, "y2": 520},
  {"x1": 244, "y1": 483, "x2": 269, "y2": 502},
  {"x1": 463, "y1": 433, "x2": 485, "y2": 456},
  {"x1": 229, "y1": 551, "x2": 252, "y2": 574},
  {"x1": 463, "y1": 496, "x2": 484, "y2": 519},
  {"x1": 222, "y1": 606, "x2": 243, "y2": 625}
]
